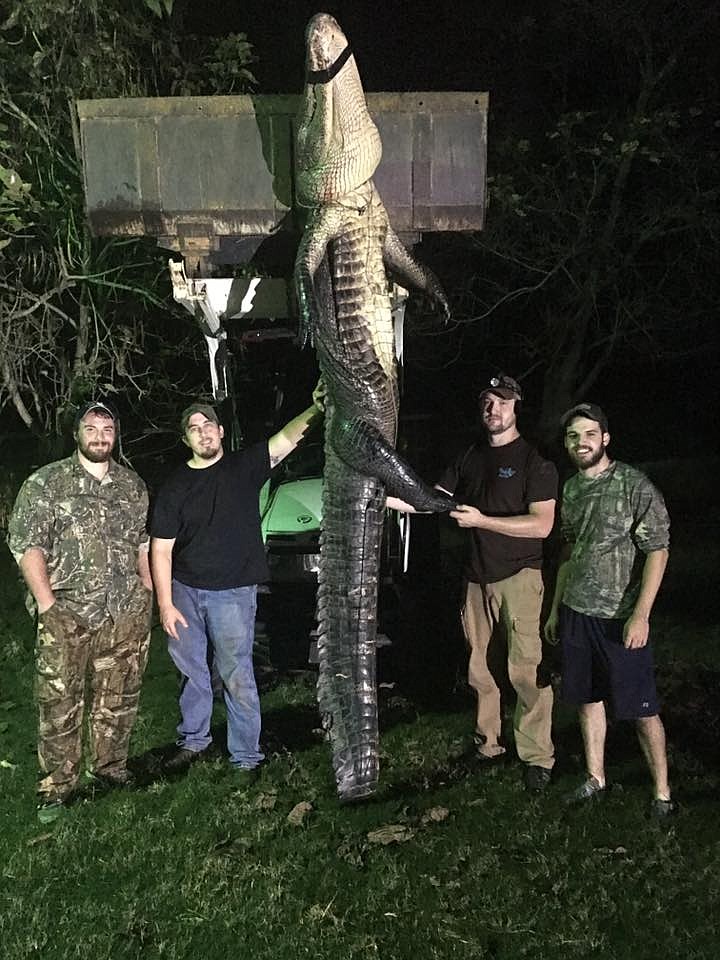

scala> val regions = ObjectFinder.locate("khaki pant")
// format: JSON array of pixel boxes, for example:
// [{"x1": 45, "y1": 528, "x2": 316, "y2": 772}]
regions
[
  {"x1": 35, "y1": 589, "x2": 151, "y2": 800},
  {"x1": 461, "y1": 569, "x2": 554, "y2": 769}
]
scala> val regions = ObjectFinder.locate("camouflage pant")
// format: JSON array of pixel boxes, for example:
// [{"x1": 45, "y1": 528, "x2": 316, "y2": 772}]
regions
[{"x1": 35, "y1": 587, "x2": 152, "y2": 800}]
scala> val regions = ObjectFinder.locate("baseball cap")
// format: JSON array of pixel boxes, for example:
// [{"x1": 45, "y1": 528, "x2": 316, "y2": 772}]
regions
[
  {"x1": 180, "y1": 402, "x2": 220, "y2": 433},
  {"x1": 561, "y1": 403, "x2": 609, "y2": 434},
  {"x1": 479, "y1": 373, "x2": 522, "y2": 402},
  {"x1": 73, "y1": 399, "x2": 119, "y2": 431}
]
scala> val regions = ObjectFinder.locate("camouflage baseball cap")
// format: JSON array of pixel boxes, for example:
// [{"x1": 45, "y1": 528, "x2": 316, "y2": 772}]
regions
[
  {"x1": 479, "y1": 373, "x2": 522, "y2": 401},
  {"x1": 561, "y1": 403, "x2": 609, "y2": 433},
  {"x1": 73, "y1": 399, "x2": 119, "y2": 431},
  {"x1": 180, "y1": 402, "x2": 220, "y2": 433}
]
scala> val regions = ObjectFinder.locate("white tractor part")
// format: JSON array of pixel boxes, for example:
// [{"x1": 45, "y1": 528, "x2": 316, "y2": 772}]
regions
[{"x1": 169, "y1": 260, "x2": 264, "y2": 400}]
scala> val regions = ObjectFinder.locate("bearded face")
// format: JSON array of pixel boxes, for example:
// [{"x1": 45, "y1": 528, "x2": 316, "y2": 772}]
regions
[
  {"x1": 481, "y1": 393, "x2": 517, "y2": 438},
  {"x1": 184, "y1": 413, "x2": 224, "y2": 462},
  {"x1": 564, "y1": 417, "x2": 611, "y2": 472},
  {"x1": 76, "y1": 412, "x2": 116, "y2": 463}
]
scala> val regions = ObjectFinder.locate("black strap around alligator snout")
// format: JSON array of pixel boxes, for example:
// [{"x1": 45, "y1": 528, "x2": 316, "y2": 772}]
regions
[{"x1": 306, "y1": 44, "x2": 353, "y2": 84}]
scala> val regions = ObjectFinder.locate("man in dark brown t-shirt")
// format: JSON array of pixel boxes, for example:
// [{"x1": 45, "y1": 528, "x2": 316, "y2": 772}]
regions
[{"x1": 438, "y1": 375, "x2": 558, "y2": 792}]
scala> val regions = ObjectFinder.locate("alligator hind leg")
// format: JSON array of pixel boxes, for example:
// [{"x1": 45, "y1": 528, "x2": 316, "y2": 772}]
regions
[{"x1": 330, "y1": 415, "x2": 458, "y2": 512}]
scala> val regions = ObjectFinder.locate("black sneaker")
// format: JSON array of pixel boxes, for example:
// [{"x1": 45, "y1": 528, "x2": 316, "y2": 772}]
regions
[
  {"x1": 465, "y1": 751, "x2": 506, "y2": 777},
  {"x1": 651, "y1": 798, "x2": 677, "y2": 819},
  {"x1": 164, "y1": 747, "x2": 209, "y2": 772},
  {"x1": 524, "y1": 765, "x2": 552, "y2": 793}
]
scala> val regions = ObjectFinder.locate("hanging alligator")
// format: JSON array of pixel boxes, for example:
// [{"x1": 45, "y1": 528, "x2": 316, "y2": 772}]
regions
[{"x1": 294, "y1": 13, "x2": 457, "y2": 801}]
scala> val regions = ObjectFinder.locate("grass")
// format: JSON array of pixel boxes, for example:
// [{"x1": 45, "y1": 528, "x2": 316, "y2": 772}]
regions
[{"x1": 1, "y1": 534, "x2": 719, "y2": 960}]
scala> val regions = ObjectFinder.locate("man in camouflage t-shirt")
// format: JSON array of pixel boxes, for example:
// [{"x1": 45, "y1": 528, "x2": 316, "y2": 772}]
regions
[
  {"x1": 8, "y1": 401, "x2": 153, "y2": 820},
  {"x1": 545, "y1": 403, "x2": 673, "y2": 816}
]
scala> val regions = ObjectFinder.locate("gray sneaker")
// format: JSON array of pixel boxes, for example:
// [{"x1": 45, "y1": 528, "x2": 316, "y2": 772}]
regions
[{"x1": 565, "y1": 776, "x2": 605, "y2": 805}]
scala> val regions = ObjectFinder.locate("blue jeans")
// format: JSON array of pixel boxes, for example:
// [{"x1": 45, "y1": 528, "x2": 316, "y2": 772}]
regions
[{"x1": 168, "y1": 580, "x2": 264, "y2": 768}]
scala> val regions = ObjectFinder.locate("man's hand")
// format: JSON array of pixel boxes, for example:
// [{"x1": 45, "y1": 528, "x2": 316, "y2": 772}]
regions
[
  {"x1": 544, "y1": 609, "x2": 560, "y2": 646},
  {"x1": 37, "y1": 596, "x2": 56, "y2": 615},
  {"x1": 623, "y1": 613, "x2": 650, "y2": 649},
  {"x1": 159, "y1": 604, "x2": 188, "y2": 642},
  {"x1": 450, "y1": 505, "x2": 485, "y2": 528}
]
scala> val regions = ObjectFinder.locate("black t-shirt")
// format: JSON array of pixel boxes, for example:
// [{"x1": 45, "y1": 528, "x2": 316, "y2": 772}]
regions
[
  {"x1": 437, "y1": 436, "x2": 558, "y2": 585},
  {"x1": 150, "y1": 442, "x2": 271, "y2": 590}
]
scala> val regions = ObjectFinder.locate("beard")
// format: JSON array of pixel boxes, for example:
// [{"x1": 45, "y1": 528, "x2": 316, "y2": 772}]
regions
[
  {"x1": 196, "y1": 441, "x2": 221, "y2": 460},
  {"x1": 483, "y1": 414, "x2": 515, "y2": 435},
  {"x1": 571, "y1": 442, "x2": 606, "y2": 469},
  {"x1": 485, "y1": 423, "x2": 508, "y2": 436},
  {"x1": 78, "y1": 438, "x2": 113, "y2": 463}
]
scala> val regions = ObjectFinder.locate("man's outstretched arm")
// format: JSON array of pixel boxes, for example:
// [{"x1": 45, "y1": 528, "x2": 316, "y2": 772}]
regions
[{"x1": 268, "y1": 380, "x2": 325, "y2": 467}]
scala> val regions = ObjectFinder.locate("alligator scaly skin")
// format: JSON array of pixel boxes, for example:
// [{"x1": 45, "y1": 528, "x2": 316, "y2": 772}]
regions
[{"x1": 295, "y1": 15, "x2": 455, "y2": 801}]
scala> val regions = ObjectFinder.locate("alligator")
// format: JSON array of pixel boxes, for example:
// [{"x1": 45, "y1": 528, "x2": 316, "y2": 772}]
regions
[{"x1": 294, "y1": 13, "x2": 457, "y2": 801}]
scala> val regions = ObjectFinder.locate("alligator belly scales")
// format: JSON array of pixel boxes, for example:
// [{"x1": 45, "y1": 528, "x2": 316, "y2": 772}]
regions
[{"x1": 295, "y1": 13, "x2": 455, "y2": 801}]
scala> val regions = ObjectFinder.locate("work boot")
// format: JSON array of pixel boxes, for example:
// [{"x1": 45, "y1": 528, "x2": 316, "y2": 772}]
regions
[
  {"x1": 524, "y1": 764, "x2": 552, "y2": 793},
  {"x1": 88, "y1": 767, "x2": 137, "y2": 791}
]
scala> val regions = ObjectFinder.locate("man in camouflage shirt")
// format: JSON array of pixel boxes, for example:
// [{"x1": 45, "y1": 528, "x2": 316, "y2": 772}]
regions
[
  {"x1": 8, "y1": 400, "x2": 153, "y2": 820},
  {"x1": 545, "y1": 404, "x2": 673, "y2": 816}
]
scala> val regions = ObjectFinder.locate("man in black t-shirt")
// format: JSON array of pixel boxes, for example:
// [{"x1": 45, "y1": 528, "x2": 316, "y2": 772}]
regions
[
  {"x1": 150, "y1": 386, "x2": 324, "y2": 773},
  {"x1": 438, "y1": 375, "x2": 558, "y2": 792}
]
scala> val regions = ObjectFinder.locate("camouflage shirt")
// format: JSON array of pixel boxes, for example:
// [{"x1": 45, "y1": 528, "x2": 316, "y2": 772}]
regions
[
  {"x1": 7, "y1": 453, "x2": 149, "y2": 628},
  {"x1": 561, "y1": 461, "x2": 670, "y2": 620}
]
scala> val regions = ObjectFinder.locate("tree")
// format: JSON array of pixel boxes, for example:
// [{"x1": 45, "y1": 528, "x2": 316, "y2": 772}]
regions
[
  {"x1": 0, "y1": 0, "x2": 257, "y2": 446},
  {"x1": 408, "y1": 3, "x2": 719, "y2": 444}
]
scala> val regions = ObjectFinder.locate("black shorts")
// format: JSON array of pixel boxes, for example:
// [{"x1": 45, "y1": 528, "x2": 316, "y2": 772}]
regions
[{"x1": 559, "y1": 605, "x2": 659, "y2": 719}]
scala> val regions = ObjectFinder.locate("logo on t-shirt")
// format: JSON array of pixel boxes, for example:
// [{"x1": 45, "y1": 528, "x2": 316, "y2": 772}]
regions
[{"x1": 498, "y1": 467, "x2": 516, "y2": 479}]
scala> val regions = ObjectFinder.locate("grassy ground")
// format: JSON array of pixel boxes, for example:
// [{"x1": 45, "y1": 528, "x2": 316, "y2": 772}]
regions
[{"x1": 1, "y1": 535, "x2": 719, "y2": 960}]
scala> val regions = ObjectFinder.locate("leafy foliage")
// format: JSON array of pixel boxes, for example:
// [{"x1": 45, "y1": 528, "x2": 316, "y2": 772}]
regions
[{"x1": 0, "y1": 0, "x2": 257, "y2": 444}]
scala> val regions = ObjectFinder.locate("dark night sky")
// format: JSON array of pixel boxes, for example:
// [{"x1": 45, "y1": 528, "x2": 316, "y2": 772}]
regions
[
  {"x1": 187, "y1": 0, "x2": 590, "y2": 114},
  {"x1": 191, "y1": 1, "x2": 492, "y2": 93},
  {"x1": 188, "y1": 0, "x2": 716, "y2": 115}
]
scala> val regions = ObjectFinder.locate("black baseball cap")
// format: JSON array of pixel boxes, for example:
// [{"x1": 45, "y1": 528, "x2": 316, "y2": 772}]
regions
[
  {"x1": 73, "y1": 399, "x2": 119, "y2": 431},
  {"x1": 561, "y1": 403, "x2": 609, "y2": 434},
  {"x1": 479, "y1": 373, "x2": 522, "y2": 402},
  {"x1": 180, "y1": 402, "x2": 220, "y2": 433}
]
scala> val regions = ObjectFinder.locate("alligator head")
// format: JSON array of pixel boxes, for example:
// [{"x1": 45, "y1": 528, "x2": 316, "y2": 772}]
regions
[{"x1": 296, "y1": 13, "x2": 382, "y2": 206}]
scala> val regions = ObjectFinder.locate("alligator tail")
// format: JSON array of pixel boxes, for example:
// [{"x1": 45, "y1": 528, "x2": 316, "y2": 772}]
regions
[{"x1": 316, "y1": 441, "x2": 383, "y2": 801}]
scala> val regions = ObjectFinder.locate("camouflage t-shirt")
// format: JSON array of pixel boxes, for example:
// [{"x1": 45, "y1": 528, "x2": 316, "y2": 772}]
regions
[
  {"x1": 7, "y1": 454, "x2": 149, "y2": 627},
  {"x1": 561, "y1": 461, "x2": 670, "y2": 619}
]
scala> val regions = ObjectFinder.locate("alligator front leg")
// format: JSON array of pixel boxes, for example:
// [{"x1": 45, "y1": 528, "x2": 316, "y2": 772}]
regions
[{"x1": 295, "y1": 205, "x2": 344, "y2": 347}]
